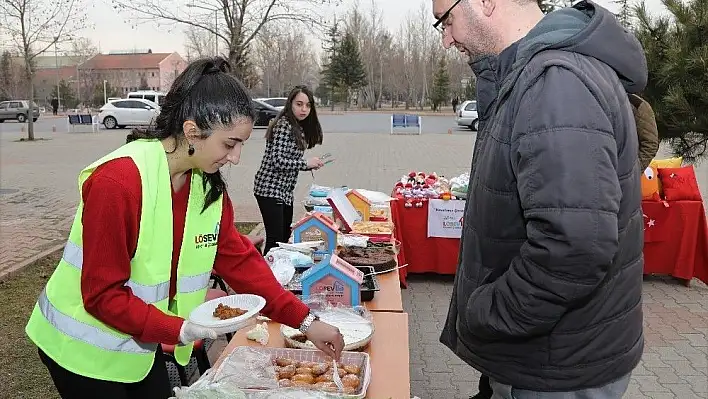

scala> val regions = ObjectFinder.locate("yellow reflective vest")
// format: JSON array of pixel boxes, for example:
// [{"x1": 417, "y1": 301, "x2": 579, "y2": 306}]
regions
[{"x1": 25, "y1": 139, "x2": 222, "y2": 383}]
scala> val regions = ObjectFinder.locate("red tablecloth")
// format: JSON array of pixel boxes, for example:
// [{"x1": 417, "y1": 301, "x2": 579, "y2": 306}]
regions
[
  {"x1": 391, "y1": 194, "x2": 708, "y2": 287},
  {"x1": 641, "y1": 200, "x2": 708, "y2": 285},
  {"x1": 390, "y1": 196, "x2": 460, "y2": 287}
]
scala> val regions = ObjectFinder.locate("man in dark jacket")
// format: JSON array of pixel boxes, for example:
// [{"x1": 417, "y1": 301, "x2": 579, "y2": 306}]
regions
[{"x1": 432, "y1": 0, "x2": 645, "y2": 397}]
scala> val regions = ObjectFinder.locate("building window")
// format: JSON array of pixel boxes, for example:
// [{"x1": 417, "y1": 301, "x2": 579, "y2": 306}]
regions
[{"x1": 151, "y1": 72, "x2": 155, "y2": 77}]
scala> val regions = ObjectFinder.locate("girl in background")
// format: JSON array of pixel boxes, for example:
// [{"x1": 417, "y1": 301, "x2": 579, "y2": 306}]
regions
[{"x1": 254, "y1": 85, "x2": 324, "y2": 255}]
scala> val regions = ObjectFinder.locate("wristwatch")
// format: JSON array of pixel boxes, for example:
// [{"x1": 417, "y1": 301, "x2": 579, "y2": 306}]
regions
[{"x1": 299, "y1": 312, "x2": 320, "y2": 334}]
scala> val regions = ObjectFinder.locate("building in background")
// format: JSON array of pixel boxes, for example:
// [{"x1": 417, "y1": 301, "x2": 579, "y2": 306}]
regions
[
  {"x1": 79, "y1": 50, "x2": 186, "y2": 96},
  {"x1": 5, "y1": 49, "x2": 186, "y2": 108}
]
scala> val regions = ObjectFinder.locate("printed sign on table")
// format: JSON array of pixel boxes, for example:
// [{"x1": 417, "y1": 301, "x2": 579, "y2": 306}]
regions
[{"x1": 427, "y1": 199, "x2": 466, "y2": 238}]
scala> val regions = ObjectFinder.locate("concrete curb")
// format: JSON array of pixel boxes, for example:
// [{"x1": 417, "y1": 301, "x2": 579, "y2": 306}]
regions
[{"x1": 0, "y1": 243, "x2": 65, "y2": 280}]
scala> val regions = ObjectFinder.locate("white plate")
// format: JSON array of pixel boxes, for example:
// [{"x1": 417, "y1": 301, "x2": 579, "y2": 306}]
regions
[
  {"x1": 189, "y1": 294, "x2": 266, "y2": 333},
  {"x1": 280, "y1": 309, "x2": 374, "y2": 351}
]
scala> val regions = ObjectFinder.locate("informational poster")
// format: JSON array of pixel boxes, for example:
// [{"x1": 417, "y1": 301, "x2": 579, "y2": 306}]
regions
[{"x1": 427, "y1": 199, "x2": 466, "y2": 238}]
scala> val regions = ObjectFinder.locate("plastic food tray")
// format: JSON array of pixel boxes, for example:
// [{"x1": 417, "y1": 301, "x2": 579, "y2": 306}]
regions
[
  {"x1": 234, "y1": 347, "x2": 372, "y2": 398},
  {"x1": 281, "y1": 323, "x2": 374, "y2": 352}
]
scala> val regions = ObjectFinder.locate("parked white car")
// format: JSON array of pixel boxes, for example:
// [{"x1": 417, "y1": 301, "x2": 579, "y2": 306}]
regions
[
  {"x1": 455, "y1": 100, "x2": 479, "y2": 131},
  {"x1": 127, "y1": 90, "x2": 167, "y2": 106},
  {"x1": 254, "y1": 97, "x2": 287, "y2": 110},
  {"x1": 98, "y1": 98, "x2": 159, "y2": 129}
]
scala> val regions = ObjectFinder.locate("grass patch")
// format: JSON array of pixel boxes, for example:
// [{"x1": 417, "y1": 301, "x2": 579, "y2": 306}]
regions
[
  {"x1": 0, "y1": 222, "x2": 259, "y2": 398},
  {"x1": 235, "y1": 221, "x2": 259, "y2": 235},
  {"x1": 0, "y1": 250, "x2": 61, "y2": 399}
]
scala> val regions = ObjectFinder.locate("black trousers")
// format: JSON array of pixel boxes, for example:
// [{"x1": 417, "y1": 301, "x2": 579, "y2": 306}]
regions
[
  {"x1": 255, "y1": 195, "x2": 294, "y2": 255},
  {"x1": 473, "y1": 374, "x2": 493, "y2": 399},
  {"x1": 38, "y1": 347, "x2": 172, "y2": 399}
]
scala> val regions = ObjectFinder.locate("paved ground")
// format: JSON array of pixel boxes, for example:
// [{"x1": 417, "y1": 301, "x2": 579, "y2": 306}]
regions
[
  {"x1": 0, "y1": 111, "x2": 465, "y2": 137},
  {"x1": 1, "y1": 121, "x2": 707, "y2": 398}
]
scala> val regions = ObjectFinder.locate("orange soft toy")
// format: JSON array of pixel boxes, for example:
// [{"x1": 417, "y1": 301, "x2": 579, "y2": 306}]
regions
[{"x1": 640, "y1": 165, "x2": 660, "y2": 201}]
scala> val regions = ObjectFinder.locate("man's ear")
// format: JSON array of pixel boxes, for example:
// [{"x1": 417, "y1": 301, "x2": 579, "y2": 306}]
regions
[{"x1": 480, "y1": 0, "x2": 496, "y2": 17}]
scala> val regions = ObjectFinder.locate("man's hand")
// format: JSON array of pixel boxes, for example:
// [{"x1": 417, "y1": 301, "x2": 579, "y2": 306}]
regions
[{"x1": 305, "y1": 320, "x2": 345, "y2": 361}]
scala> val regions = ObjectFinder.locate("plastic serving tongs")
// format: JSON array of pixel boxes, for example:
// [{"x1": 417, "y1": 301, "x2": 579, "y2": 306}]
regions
[{"x1": 310, "y1": 152, "x2": 334, "y2": 179}]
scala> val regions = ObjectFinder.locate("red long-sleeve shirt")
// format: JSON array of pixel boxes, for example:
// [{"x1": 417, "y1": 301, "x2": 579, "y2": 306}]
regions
[{"x1": 79, "y1": 157, "x2": 309, "y2": 345}]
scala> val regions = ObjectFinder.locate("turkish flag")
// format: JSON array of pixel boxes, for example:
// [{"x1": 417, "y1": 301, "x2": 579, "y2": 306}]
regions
[{"x1": 641, "y1": 201, "x2": 673, "y2": 243}]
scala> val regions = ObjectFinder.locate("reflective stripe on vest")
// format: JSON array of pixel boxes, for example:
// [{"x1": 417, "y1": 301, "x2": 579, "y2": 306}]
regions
[
  {"x1": 37, "y1": 288, "x2": 156, "y2": 354},
  {"x1": 62, "y1": 241, "x2": 211, "y2": 302}
]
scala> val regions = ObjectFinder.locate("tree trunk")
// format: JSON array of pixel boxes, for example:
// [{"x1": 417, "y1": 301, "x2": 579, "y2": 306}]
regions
[
  {"x1": 26, "y1": 66, "x2": 35, "y2": 141},
  {"x1": 377, "y1": 61, "x2": 383, "y2": 109}
]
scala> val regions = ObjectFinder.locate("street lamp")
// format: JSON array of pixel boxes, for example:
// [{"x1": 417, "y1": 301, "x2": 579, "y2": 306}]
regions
[
  {"x1": 103, "y1": 80, "x2": 107, "y2": 104},
  {"x1": 186, "y1": 3, "x2": 221, "y2": 56},
  {"x1": 54, "y1": 36, "x2": 60, "y2": 111}
]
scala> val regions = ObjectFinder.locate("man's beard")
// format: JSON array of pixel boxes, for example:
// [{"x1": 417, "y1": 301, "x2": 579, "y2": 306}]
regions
[{"x1": 460, "y1": 15, "x2": 499, "y2": 60}]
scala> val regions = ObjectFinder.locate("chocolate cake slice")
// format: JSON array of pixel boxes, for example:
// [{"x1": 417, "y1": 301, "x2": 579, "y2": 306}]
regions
[{"x1": 338, "y1": 244, "x2": 397, "y2": 273}]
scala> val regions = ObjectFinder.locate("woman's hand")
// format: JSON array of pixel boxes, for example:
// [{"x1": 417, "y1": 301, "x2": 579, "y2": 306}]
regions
[
  {"x1": 305, "y1": 320, "x2": 345, "y2": 361},
  {"x1": 306, "y1": 157, "x2": 324, "y2": 170}
]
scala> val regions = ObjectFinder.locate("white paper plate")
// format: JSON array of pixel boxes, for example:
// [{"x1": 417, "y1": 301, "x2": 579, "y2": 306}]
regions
[{"x1": 189, "y1": 294, "x2": 266, "y2": 333}]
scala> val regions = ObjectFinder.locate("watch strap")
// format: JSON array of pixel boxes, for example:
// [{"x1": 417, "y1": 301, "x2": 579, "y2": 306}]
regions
[{"x1": 299, "y1": 312, "x2": 319, "y2": 334}]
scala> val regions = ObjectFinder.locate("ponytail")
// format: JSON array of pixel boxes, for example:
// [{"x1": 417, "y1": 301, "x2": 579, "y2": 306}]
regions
[{"x1": 124, "y1": 56, "x2": 253, "y2": 213}]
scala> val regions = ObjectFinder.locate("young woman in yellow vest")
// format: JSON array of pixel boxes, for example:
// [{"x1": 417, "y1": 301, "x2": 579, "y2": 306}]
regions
[{"x1": 25, "y1": 57, "x2": 344, "y2": 398}]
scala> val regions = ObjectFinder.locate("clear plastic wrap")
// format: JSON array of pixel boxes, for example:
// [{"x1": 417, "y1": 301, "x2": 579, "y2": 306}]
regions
[
  {"x1": 170, "y1": 369, "x2": 248, "y2": 398},
  {"x1": 180, "y1": 346, "x2": 371, "y2": 398},
  {"x1": 354, "y1": 189, "x2": 395, "y2": 204},
  {"x1": 264, "y1": 248, "x2": 313, "y2": 286},
  {"x1": 303, "y1": 294, "x2": 373, "y2": 324},
  {"x1": 248, "y1": 389, "x2": 341, "y2": 398},
  {"x1": 179, "y1": 295, "x2": 374, "y2": 398},
  {"x1": 281, "y1": 295, "x2": 374, "y2": 351},
  {"x1": 308, "y1": 184, "x2": 333, "y2": 197},
  {"x1": 337, "y1": 234, "x2": 370, "y2": 248}
]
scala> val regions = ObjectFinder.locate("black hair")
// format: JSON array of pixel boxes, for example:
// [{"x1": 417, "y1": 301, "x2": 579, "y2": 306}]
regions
[
  {"x1": 126, "y1": 57, "x2": 255, "y2": 212},
  {"x1": 265, "y1": 85, "x2": 323, "y2": 150}
]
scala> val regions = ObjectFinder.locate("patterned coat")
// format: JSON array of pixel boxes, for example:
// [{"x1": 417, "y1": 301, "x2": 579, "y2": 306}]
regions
[{"x1": 253, "y1": 116, "x2": 309, "y2": 205}]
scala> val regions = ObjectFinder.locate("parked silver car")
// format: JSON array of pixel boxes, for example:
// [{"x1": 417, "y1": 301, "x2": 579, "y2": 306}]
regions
[
  {"x1": 455, "y1": 100, "x2": 479, "y2": 131},
  {"x1": 0, "y1": 100, "x2": 40, "y2": 123}
]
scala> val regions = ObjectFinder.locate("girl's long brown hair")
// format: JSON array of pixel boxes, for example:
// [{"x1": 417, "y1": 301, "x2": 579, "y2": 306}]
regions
[{"x1": 265, "y1": 85, "x2": 323, "y2": 150}]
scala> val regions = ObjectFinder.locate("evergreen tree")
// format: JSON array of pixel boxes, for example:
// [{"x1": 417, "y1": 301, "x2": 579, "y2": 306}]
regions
[
  {"x1": 614, "y1": 0, "x2": 631, "y2": 28},
  {"x1": 430, "y1": 57, "x2": 450, "y2": 111},
  {"x1": 330, "y1": 31, "x2": 367, "y2": 111},
  {"x1": 320, "y1": 21, "x2": 341, "y2": 110},
  {"x1": 53, "y1": 79, "x2": 79, "y2": 109},
  {"x1": 464, "y1": 77, "x2": 476, "y2": 100},
  {"x1": 0, "y1": 51, "x2": 11, "y2": 100},
  {"x1": 634, "y1": 0, "x2": 708, "y2": 161},
  {"x1": 93, "y1": 81, "x2": 120, "y2": 106}
]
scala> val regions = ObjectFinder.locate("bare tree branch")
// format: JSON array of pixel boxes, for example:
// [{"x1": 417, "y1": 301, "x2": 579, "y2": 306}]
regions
[
  {"x1": 111, "y1": 0, "x2": 341, "y2": 76},
  {"x1": 0, "y1": 0, "x2": 87, "y2": 139}
]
